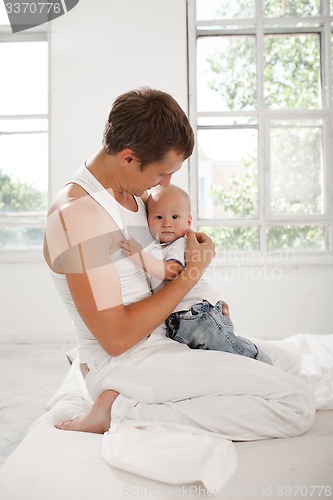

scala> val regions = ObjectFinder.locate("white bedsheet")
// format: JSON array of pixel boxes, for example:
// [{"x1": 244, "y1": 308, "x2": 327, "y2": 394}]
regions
[
  {"x1": 276, "y1": 334, "x2": 333, "y2": 410},
  {"x1": 0, "y1": 335, "x2": 332, "y2": 499}
]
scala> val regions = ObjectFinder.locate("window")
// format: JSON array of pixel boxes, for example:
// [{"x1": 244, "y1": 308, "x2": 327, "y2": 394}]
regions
[
  {"x1": 0, "y1": 6, "x2": 48, "y2": 251},
  {"x1": 188, "y1": 0, "x2": 333, "y2": 260}
]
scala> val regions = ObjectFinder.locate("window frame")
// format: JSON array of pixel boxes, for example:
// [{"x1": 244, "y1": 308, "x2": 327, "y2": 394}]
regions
[
  {"x1": 187, "y1": 0, "x2": 333, "y2": 265},
  {"x1": 0, "y1": 23, "x2": 49, "y2": 262}
]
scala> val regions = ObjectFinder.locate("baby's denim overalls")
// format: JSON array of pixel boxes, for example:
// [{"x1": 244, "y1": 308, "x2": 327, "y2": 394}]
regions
[{"x1": 165, "y1": 300, "x2": 272, "y2": 364}]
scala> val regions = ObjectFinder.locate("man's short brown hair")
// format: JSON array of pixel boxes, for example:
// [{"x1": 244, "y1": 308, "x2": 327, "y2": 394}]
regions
[{"x1": 103, "y1": 87, "x2": 194, "y2": 168}]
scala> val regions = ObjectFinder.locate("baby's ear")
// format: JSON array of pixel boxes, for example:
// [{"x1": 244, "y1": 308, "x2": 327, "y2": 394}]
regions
[{"x1": 188, "y1": 215, "x2": 192, "y2": 227}]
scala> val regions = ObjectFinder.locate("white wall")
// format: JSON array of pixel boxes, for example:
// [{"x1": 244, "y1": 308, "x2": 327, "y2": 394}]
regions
[
  {"x1": 0, "y1": 0, "x2": 332, "y2": 343},
  {"x1": 205, "y1": 264, "x2": 333, "y2": 339},
  {"x1": 49, "y1": 0, "x2": 189, "y2": 196}
]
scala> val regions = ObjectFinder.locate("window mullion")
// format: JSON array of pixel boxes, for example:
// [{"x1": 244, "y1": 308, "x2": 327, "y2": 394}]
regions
[
  {"x1": 187, "y1": 0, "x2": 199, "y2": 230},
  {"x1": 321, "y1": 0, "x2": 333, "y2": 252},
  {"x1": 256, "y1": 0, "x2": 266, "y2": 254},
  {"x1": 320, "y1": 0, "x2": 332, "y2": 251}
]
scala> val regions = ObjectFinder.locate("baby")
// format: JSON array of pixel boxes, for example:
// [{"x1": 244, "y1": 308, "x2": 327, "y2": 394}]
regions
[{"x1": 121, "y1": 184, "x2": 272, "y2": 364}]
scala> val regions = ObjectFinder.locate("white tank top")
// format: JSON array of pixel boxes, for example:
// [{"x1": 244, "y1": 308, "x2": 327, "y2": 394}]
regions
[{"x1": 50, "y1": 164, "x2": 155, "y2": 362}]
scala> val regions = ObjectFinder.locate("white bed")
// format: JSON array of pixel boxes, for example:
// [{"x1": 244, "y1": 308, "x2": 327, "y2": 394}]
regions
[{"x1": 0, "y1": 334, "x2": 332, "y2": 500}]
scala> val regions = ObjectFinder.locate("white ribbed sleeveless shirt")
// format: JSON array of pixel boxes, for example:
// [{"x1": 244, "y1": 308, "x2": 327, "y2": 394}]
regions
[{"x1": 50, "y1": 164, "x2": 155, "y2": 362}]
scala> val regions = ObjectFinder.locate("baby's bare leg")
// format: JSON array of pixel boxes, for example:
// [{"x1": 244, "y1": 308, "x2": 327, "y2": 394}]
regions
[{"x1": 55, "y1": 389, "x2": 119, "y2": 434}]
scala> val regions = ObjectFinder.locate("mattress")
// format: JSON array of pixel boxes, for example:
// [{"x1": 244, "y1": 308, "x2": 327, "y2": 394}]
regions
[{"x1": 0, "y1": 335, "x2": 332, "y2": 500}]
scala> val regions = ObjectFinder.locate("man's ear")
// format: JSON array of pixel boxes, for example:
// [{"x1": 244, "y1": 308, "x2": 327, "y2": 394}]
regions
[{"x1": 118, "y1": 149, "x2": 138, "y2": 166}]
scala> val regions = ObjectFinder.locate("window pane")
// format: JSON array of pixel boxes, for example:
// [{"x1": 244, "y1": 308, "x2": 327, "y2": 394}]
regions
[
  {"x1": 196, "y1": 0, "x2": 255, "y2": 20},
  {"x1": 197, "y1": 129, "x2": 258, "y2": 219},
  {"x1": 0, "y1": 119, "x2": 48, "y2": 133},
  {"x1": 0, "y1": 227, "x2": 44, "y2": 249},
  {"x1": 197, "y1": 36, "x2": 256, "y2": 112},
  {"x1": 0, "y1": 133, "x2": 48, "y2": 212},
  {"x1": 264, "y1": 35, "x2": 321, "y2": 109},
  {"x1": 270, "y1": 124, "x2": 323, "y2": 215},
  {"x1": 267, "y1": 226, "x2": 325, "y2": 250},
  {"x1": 264, "y1": 0, "x2": 320, "y2": 17},
  {"x1": 0, "y1": 41, "x2": 48, "y2": 115},
  {"x1": 200, "y1": 226, "x2": 259, "y2": 251}
]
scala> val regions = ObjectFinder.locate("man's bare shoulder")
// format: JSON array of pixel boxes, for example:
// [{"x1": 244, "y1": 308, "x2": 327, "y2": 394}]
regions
[
  {"x1": 44, "y1": 183, "x2": 119, "y2": 272},
  {"x1": 47, "y1": 183, "x2": 94, "y2": 215},
  {"x1": 47, "y1": 183, "x2": 117, "y2": 232}
]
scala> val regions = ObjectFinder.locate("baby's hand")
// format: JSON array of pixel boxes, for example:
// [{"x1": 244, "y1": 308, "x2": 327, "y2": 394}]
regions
[
  {"x1": 221, "y1": 301, "x2": 230, "y2": 318},
  {"x1": 119, "y1": 238, "x2": 143, "y2": 257}
]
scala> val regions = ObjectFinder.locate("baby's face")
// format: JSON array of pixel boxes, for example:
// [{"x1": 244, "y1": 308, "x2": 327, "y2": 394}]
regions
[{"x1": 148, "y1": 191, "x2": 192, "y2": 243}]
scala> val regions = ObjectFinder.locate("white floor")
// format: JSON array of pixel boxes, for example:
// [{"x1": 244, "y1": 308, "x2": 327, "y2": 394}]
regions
[{"x1": 0, "y1": 344, "x2": 72, "y2": 465}]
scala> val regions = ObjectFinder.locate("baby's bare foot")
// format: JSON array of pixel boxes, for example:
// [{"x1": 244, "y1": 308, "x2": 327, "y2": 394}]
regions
[{"x1": 55, "y1": 389, "x2": 119, "y2": 434}]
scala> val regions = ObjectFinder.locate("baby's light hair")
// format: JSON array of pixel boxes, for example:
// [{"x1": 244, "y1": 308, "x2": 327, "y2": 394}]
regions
[{"x1": 147, "y1": 184, "x2": 191, "y2": 214}]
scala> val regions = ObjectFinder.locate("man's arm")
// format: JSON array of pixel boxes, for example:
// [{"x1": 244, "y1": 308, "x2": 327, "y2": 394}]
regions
[
  {"x1": 45, "y1": 196, "x2": 215, "y2": 357},
  {"x1": 119, "y1": 238, "x2": 231, "y2": 315}
]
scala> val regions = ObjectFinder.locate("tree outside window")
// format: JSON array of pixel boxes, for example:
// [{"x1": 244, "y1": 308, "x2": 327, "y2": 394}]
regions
[
  {"x1": 191, "y1": 0, "x2": 332, "y2": 254},
  {"x1": 0, "y1": 9, "x2": 48, "y2": 250}
]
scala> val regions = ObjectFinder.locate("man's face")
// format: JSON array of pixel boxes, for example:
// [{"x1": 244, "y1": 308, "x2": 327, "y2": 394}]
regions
[{"x1": 128, "y1": 149, "x2": 185, "y2": 197}]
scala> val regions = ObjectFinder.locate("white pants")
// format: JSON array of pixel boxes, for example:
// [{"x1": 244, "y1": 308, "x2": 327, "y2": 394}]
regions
[{"x1": 84, "y1": 329, "x2": 316, "y2": 441}]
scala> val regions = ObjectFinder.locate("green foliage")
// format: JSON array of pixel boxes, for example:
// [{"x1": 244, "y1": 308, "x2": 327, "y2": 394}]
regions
[
  {"x1": 207, "y1": 156, "x2": 258, "y2": 250},
  {"x1": 216, "y1": 0, "x2": 254, "y2": 18},
  {"x1": 264, "y1": 35, "x2": 321, "y2": 109},
  {"x1": 207, "y1": 158, "x2": 323, "y2": 251},
  {"x1": 267, "y1": 225, "x2": 324, "y2": 250},
  {"x1": 0, "y1": 169, "x2": 46, "y2": 212},
  {"x1": 0, "y1": 169, "x2": 46, "y2": 247},
  {"x1": 206, "y1": 158, "x2": 323, "y2": 250},
  {"x1": 206, "y1": 34, "x2": 320, "y2": 111},
  {"x1": 201, "y1": 226, "x2": 258, "y2": 251},
  {"x1": 210, "y1": 156, "x2": 258, "y2": 218},
  {"x1": 270, "y1": 126, "x2": 322, "y2": 215},
  {"x1": 264, "y1": 0, "x2": 320, "y2": 17},
  {"x1": 207, "y1": 37, "x2": 257, "y2": 111},
  {"x1": 215, "y1": 0, "x2": 320, "y2": 20}
]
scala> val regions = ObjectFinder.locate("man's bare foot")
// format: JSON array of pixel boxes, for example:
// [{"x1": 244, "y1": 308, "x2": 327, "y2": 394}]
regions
[{"x1": 55, "y1": 389, "x2": 119, "y2": 434}]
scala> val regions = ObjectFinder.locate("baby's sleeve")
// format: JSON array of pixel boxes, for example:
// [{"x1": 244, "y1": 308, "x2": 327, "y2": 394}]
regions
[{"x1": 164, "y1": 237, "x2": 187, "y2": 268}]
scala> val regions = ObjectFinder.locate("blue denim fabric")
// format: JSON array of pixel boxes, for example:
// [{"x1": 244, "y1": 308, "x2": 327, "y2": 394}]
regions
[{"x1": 165, "y1": 300, "x2": 272, "y2": 365}]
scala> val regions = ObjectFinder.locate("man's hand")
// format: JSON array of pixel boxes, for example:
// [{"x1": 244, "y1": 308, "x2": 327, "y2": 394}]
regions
[{"x1": 184, "y1": 229, "x2": 215, "y2": 278}]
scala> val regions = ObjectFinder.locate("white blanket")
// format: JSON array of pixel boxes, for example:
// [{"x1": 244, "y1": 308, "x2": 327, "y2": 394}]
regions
[
  {"x1": 101, "y1": 334, "x2": 333, "y2": 491},
  {"x1": 276, "y1": 334, "x2": 333, "y2": 410},
  {"x1": 103, "y1": 421, "x2": 238, "y2": 491}
]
